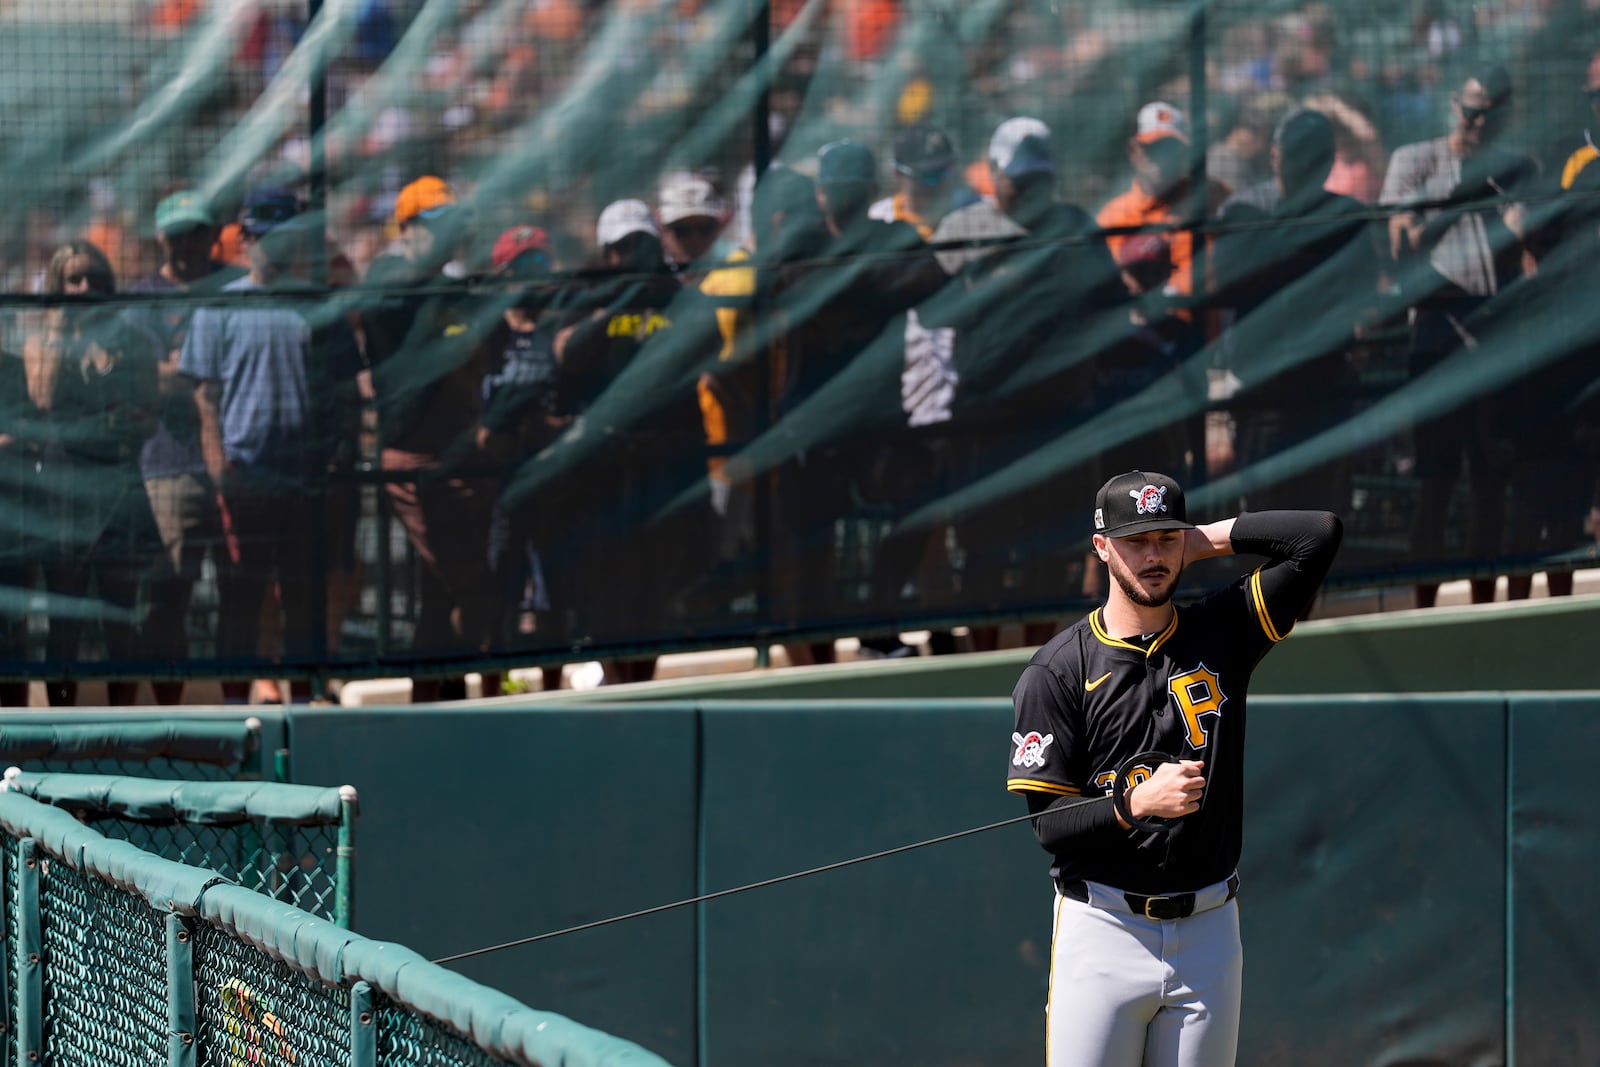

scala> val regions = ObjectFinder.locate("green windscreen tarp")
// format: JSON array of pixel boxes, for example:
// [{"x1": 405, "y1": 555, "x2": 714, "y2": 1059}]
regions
[{"x1": 0, "y1": 0, "x2": 1595, "y2": 687}]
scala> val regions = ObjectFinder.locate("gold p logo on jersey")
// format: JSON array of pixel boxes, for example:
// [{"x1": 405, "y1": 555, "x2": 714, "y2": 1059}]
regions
[{"x1": 1168, "y1": 665, "x2": 1225, "y2": 750}]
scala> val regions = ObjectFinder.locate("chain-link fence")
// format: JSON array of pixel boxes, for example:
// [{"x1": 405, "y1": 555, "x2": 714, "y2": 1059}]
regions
[
  {"x1": 0, "y1": 789, "x2": 672, "y2": 1067},
  {"x1": 3, "y1": 770, "x2": 356, "y2": 925},
  {"x1": 0, "y1": 0, "x2": 1597, "y2": 691}
]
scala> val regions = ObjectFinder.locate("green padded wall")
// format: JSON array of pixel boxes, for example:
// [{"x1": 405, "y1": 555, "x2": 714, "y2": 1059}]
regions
[
  {"x1": 269, "y1": 689, "x2": 1600, "y2": 1066},
  {"x1": 1241, "y1": 696, "x2": 1508, "y2": 1066},
  {"x1": 696, "y1": 700, "x2": 1042, "y2": 1066},
  {"x1": 1508, "y1": 693, "x2": 1600, "y2": 1067},
  {"x1": 285, "y1": 704, "x2": 701, "y2": 1066}
]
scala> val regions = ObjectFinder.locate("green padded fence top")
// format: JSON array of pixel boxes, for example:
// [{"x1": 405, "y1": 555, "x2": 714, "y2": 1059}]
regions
[
  {"x1": 0, "y1": 720, "x2": 257, "y2": 768},
  {"x1": 0, "y1": 789, "x2": 670, "y2": 1066},
  {"x1": 3, "y1": 770, "x2": 350, "y2": 826},
  {"x1": 0, "y1": 791, "x2": 224, "y2": 914}
]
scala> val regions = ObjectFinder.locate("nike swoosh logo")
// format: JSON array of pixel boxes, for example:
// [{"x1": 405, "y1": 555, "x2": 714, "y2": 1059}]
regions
[{"x1": 1085, "y1": 672, "x2": 1113, "y2": 692}]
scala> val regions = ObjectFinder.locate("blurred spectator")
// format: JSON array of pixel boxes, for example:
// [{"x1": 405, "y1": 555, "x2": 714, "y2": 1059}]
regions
[
  {"x1": 1077, "y1": 231, "x2": 1206, "y2": 600},
  {"x1": 657, "y1": 171, "x2": 729, "y2": 275},
  {"x1": 1381, "y1": 65, "x2": 1536, "y2": 608},
  {"x1": 124, "y1": 191, "x2": 239, "y2": 705},
  {"x1": 1302, "y1": 92, "x2": 1387, "y2": 204},
  {"x1": 1098, "y1": 102, "x2": 1231, "y2": 307},
  {"x1": 363, "y1": 175, "x2": 501, "y2": 702},
  {"x1": 764, "y1": 140, "x2": 943, "y2": 659},
  {"x1": 549, "y1": 198, "x2": 698, "y2": 683},
  {"x1": 23, "y1": 241, "x2": 162, "y2": 706},
  {"x1": 927, "y1": 116, "x2": 1125, "y2": 649},
  {"x1": 840, "y1": 0, "x2": 900, "y2": 63},
  {"x1": 182, "y1": 190, "x2": 361, "y2": 704},
  {"x1": 478, "y1": 224, "x2": 567, "y2": 691},
  {"x1": 1213, "y1": 108, "x2": 1384, "y2": 524},
  {"x1": 1474, "y1": 157, "x2": 1600, "y2": 600},
  {"x1": 1272, "y1": 6, "x2": 1342, "y2": 95},
  {"x1": 689, "y1": 225, "x2": 761, "y2": 619},
  {"x1": 863, "y1": 123, "x2": 973, "y2": 656},
  {"x1": 695, "y1": 167, "x2": 828, "y2": 629},
  {"x1": 0, "y1": 343, "x2": 33, "y2": 706},
  {"x1": 1207, "y1": 94, "x2": 1283, "y2": 194},
  {"x1": 81, "y1": 181, "x2": 139, "y2": 291},
  {"x1": 1546, "y1": 48, "x2": 1600, "y2": 191},
  {"x1": 1100, "y1": 232, "x2": 1204, "y2": 461},
  {"x1": 868, "y1": 124, "x2": 969, "y2": 238}
]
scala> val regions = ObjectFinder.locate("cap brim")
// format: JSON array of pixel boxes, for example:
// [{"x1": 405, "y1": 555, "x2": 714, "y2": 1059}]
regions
[
  {"x1": 1136, "y1": 130, "x2": 1189, "y2": 145},
  {"x1": 1101, "y1": 518, "x2": 1195, "y2": 538},
  {"x1": 659, "y1": 208, "x2": 721, "y2": 225},
  {"x1": 1001, "y1": 161, "x2": 1055, "y2": 178},
  {"x1": 159, "y1": 214, "x2": 214, "y2": 235},
  {"x1": 602, "y1": 225, "x2": 658, "y2": 246}
]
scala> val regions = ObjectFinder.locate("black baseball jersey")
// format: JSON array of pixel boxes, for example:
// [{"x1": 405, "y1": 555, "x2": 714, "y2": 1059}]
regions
[{"x1": 1007, "y1": 510, "x2": 1342, "y2": 895}]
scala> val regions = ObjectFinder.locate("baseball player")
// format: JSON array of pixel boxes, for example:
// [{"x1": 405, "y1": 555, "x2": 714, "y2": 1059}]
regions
[{"x1": 1008, "y1": 470, "x2": 1342, "y2": 1067}]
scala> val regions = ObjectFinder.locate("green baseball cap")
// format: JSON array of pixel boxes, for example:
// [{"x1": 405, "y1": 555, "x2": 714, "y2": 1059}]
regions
[
  {"x1": 154, "y1": 191, "x2": 215, "y2": 236},
  {"x1": 817, "y1": 139, "x2": 877, "y2": 187}
]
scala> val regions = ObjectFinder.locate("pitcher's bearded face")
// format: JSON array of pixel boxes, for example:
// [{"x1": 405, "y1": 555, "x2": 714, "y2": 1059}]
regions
[{"x1": 1100, "y1": 529, "x2": 1186, "y2": 608}]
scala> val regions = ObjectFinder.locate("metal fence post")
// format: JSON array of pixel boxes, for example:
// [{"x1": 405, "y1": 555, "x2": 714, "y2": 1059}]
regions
[
  {"x1": 167, "y1": 915, "x2": 196, "y2": 1067},
  {"x1": 16, "y1": 838, "x2": 40, "y2": 1066},
  {"x1": 335, "y1": 785, "x2": 359, "y2": 930},
  {"x1": 349, "y1": 981, "x2": 375, "y2": 1067},
  {"x1": 0, "y1": 839, "x2": 8, "y2": 1057},
  {"x1": 242, "y1": 716, "x2": 265, "y2": 781}
]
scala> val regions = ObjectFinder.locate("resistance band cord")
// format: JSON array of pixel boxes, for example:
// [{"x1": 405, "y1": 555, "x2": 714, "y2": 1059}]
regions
[{"x1": 431, "y1": 798, "x2": 1099, "y2": 966}]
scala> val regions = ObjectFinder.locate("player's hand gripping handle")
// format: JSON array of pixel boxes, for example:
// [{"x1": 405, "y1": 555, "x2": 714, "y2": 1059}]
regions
[{"x1": 1112, "y1": 752, "x2": 1205, "y2": 833}]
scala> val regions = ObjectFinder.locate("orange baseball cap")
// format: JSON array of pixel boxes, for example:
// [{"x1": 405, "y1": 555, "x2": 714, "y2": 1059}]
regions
[{"x1": 394, "y1": 175, "x2": 457, "y2": 226}]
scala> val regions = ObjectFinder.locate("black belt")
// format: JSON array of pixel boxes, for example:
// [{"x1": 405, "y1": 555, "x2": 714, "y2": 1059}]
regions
[{"x1": 1059, "y1": 872, "x2": 1240, "y2": 920}]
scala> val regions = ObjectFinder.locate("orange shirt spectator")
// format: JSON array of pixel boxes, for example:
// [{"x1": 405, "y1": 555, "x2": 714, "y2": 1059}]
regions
[
  {"x1": 212, "y1": 222, "x2": 250, "y2": 269},
  {"x1": 1098, "y1": 102, "x2": 1229, "y2": 300},
  {"x1": 841, "y1": 0, "x2": 899, "y2": 61}
]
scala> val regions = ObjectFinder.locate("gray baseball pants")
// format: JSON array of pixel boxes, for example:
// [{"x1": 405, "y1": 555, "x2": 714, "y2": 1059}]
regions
[{"x1": 1046, "y1": 875, "x2": 1242, "y2": 1067}]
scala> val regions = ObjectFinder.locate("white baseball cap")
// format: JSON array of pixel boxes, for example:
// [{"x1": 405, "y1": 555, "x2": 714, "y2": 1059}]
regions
[
  {"x1": 988, "y1": 117, "x2": 1055, "y2": 178},
  {"x1": 596, "y1": 199, "x2": 660, "y2": 247},
  {"x1": 658, "y1": 173, "x2": 726, "y2": 226},
  {"x1": 1135, "y1": 101, "x2": 1189, "y2": 144}
]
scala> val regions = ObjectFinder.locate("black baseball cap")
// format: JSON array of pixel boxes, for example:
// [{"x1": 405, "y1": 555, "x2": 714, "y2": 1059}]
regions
[
  {"x1": 1093, "y1": 470, "x2": 1195, "y2": 538},
  {"x1": 893, "y1": 124, "x2": 957, "y2": 177}
]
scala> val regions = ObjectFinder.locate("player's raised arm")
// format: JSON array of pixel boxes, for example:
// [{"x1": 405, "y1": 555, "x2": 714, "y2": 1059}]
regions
[
  {"x1": 1184, "y1": 518, "x2": 1237, "y2": 561},
  {"x1": 1229, "y1": 510, "x2": 1345, "y2": 638}
]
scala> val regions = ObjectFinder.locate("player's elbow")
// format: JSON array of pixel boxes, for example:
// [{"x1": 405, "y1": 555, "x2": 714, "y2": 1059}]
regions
[
  {"x1": 1303, "y1": 510, "x2": 1344, "y2": 570},
  {"x1": 1311, "y1": 510, "x2": 1344, "y2": 548}
]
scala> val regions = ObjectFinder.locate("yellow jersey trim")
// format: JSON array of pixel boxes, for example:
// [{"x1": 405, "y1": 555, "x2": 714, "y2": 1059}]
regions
[
  {"x1": 1088, "y1": 608, "x2": 1178, "y2": 656},
  {"x1": 1561, "y1": 145, "x2": 1598, "y2": 191},
  {"x1": 1007, "y1": 779, "x2": 1082, "y2": 797},
  {"x1": 698, "y1": 248, "x2": 755, "y2": 298},
  {"x1": 1249, "y1": 567, "x2": 1289, "y2": 643}
]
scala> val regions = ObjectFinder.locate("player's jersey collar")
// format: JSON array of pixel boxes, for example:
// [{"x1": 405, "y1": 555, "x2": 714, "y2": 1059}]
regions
[{"x1": 1088, "y1": 606, "x2": 1178, "y2": 657}]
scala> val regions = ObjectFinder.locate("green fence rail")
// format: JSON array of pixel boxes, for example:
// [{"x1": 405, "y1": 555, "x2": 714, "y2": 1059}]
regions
[
  {"x1": 0, "y1": 790, "x2": 672, "y2": 1067},
  {"x1": 0, "y1": 717, "x2": 267, "y2": 780},
  {"x1": 1, "y1": 770, "x2": 357, "y2": 928}
]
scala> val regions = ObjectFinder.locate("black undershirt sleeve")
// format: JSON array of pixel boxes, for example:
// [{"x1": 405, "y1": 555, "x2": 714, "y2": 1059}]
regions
[
  {"x1": 1229, "y1": 509, "x2": 1344, "y2": 629},
  {"x1": 1027, "y1": 791, "x2": 1126, "y2": 853}
]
